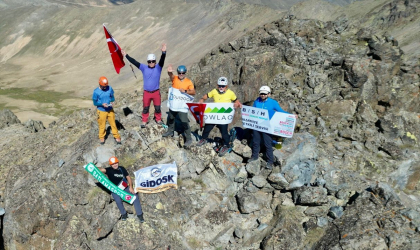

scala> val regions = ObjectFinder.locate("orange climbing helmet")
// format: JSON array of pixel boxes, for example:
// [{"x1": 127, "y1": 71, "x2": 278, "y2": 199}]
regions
[
  {"x1": 99, "y1": 76, "x2": 108, "y2": 86},
  {"x1": 109, "y1": 156, "x2": 119, "y2": 165}
]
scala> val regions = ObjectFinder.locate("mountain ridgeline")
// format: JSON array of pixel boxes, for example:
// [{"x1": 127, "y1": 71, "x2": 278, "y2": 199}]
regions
[{"x1": 0, "y1": 0, "x2": 419, "y2": 249}]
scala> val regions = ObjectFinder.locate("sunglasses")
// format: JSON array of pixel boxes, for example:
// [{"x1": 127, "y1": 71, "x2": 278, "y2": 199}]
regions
[
  {"x1": 178, "y1": 72, "x2": 186, "y2": 75},
  {"x1": 147, "y1": 60, "x2": 156, "y2": 63},
  {"x1": 259, "y1": 93, "x2": 268, "y2": 96},
  {"x1": 218, "y1": 85, "x2": 226, "y2": 88}
]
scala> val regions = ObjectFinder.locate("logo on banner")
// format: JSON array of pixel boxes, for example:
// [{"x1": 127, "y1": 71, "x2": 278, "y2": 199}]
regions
[
  {"x1": 87, "y1": 164, "x2": 94, "y2": 172},
  {"x1": 205, "y1": 107, "x2": 233, "y2": 114},
  {"x1": 187, "y1": 103, "x2": 206, "y2": 128},
  {"x1": 241, "y1": 107, "x2": 268, "y2": 120},
  {"x1": 151, "y1": 168, "x2": 162, "y2": 177},
  {"x1": 125, "y1": 195, "x2": 132, "y2": 200}
]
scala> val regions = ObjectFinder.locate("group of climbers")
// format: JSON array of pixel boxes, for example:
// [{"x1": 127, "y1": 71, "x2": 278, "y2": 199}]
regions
[{"x1": 92, "y1": 44, "x2": 292, "y2": 223}]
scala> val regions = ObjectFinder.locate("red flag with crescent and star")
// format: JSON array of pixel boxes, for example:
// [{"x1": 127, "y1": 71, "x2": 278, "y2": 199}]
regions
[
  {"x1": 103, "y1": 24, "x2": 125, "y2": 74},
  {"x1": 187, "y1": 103, "x2": 207, "y2": 129}
]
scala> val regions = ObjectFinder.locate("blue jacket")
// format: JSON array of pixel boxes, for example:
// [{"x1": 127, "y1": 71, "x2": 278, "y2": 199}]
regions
[
  {"x1": 253, "y1": 97, "x2": 288, "y2": 119},
  {"x1": 92, "y1": 86, "x2": 115, "y2": 112}
]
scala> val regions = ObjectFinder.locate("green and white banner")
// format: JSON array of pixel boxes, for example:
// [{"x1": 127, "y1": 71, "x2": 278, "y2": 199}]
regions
[
  {"x1": 84, "y1": 163, "x2": 137, "y2": 204},
  {"x1": 204, "y1": 103, "x2": 235, "y2": 125}
]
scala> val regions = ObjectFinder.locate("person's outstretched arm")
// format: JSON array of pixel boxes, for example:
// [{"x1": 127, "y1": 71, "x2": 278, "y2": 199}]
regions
[
  {"x1": 167, "y1": 64, "x2": 175, "y2": 81},
  {"x1": 158, "y1": 43, "x2": 166, "y2": 67},
  {"x1": 121, "y1": 49, "x2": 141, "y2": 68}
]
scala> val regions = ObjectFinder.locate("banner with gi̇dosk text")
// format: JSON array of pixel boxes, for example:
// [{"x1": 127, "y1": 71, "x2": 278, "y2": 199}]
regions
[
  {"x1": 134, "y1": 162, "x2": 178, "y2": 193},
  {"x1": 167, "y1": 87, "x2": 194, "y2": 113},
  {"x1": 203, "y1": 103, "x2": 235, "y2": 125},
  {"x1": 83, "y1": 163, "x2": 136, "y2": 204},
  {"x1": 241, "y1": 105, "x2": 296, "y2": 138}
]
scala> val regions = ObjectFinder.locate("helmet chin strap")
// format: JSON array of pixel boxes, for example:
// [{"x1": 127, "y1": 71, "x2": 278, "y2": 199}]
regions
[{"x1": 218, "y1": 89, "x2": 225, "y2": 94}]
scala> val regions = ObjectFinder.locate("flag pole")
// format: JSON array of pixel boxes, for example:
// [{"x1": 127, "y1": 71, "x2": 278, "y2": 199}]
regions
[{"x1": 130, "y1": 65, "x2": 137, "y2": 79}]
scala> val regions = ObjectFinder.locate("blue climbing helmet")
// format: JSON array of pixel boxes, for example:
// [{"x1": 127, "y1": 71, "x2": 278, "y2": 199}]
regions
[{"x1": 177, "y1": 65, "x2": 187, "y2": 74}]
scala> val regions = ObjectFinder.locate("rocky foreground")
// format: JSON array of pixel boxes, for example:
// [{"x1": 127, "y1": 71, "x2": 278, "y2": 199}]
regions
[{"x1": 1, "y1": 0, "x2": 420, "y2": 249}]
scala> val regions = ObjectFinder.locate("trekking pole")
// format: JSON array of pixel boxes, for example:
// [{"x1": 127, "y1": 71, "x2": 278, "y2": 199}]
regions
[
  {"x1": 130, "y1": 64, "x2": 137, "y2": 79},
  {"x1": 135, "y1": 130, "x2": 160, "y2": 158}
]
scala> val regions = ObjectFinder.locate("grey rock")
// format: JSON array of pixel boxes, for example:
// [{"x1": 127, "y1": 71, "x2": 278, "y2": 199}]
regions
[
  {"x1": 234, "y1": 166, "x2": 248, "y2": 183},
  {"x1": 236, "y1": 191, "x2": 270, "y2": 214},
  {"x1": 0, "y1": 109, "x2": 21, "y2": 129},
  {"x1": 328, "y1": 206, "x2": 344, "y2": 219},
  {"x1": 24, "y1": 119, "x2": 45, "y2": 133},
  {"x1": 251, "y1": 175, "x2": 267, "y2": 188},
  {"x1": 317, "y1": 217, "x2": 329, "y2": 227},
  {"x1": 294, "y1": 186, "x2": 328, "y2": 205},
  {"x1": 245, "y1": 160, "x2": 261, "y2": 176},
  {"x1": 267, "y1": 171, "x2": 289, "y2": 190},
  {"x1": 58, "y1": 159, "x2": 65, "y2": 168}
]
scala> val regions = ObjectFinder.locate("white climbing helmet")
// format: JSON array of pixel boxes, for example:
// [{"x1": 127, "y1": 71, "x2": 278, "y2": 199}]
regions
[
  {"x1": 218, "y1": 77, "x2": 228, "y2": 86},
  {"x1": 259, "y1": 86, "x2": 271, "y2": 94},
  {"x1": 147, "y1": 54, "x2": 156, "y2": 61}
]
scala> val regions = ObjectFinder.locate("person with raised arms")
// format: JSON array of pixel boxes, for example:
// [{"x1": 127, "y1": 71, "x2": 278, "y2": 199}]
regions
[
  {"x1": 248, "y1": 86, "x2": 289, "y2": 170},
  {"x1": 197, "y1": 77, "x2": 242, "y2": 156},
  {"x1": 121, "y1": 44, "x2": 166, "y2": 128},
  {"x1": 99, "y1": 156, "x2": 145, "y2": 223},
  {"x1": 92, "y1": 76, "x2": 121, "y2": 145},
  {"x1": 162, "y1": 65, "x2": 196, "y2": 147}
]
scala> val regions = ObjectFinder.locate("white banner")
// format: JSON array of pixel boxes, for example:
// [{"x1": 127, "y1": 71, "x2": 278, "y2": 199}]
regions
[
  {"x1": 241, "y1": 105, "x2": 296, "y2": 138},
  {"x1": 167, "y1": 87, "x2": 194, "y2": 113},
  {"x1": 134, "y1": 162, "x2": 178, "y2": 193},
  {"x1": 204, "y1": 103, "x2": 235, "y2": 125}
]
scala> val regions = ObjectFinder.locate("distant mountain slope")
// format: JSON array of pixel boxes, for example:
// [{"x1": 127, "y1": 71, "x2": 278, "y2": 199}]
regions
[{"x1": 0, "y1": 0, "x2": 282, "y2": 124}]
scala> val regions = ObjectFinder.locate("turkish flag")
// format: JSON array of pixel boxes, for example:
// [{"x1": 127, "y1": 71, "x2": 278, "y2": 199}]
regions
[
  {"x1": 187, "y1": 103, "x2": 207, "y2": 129},
  {"x1": 103, "y1": 24, "x2": 125, "y2": 74}
]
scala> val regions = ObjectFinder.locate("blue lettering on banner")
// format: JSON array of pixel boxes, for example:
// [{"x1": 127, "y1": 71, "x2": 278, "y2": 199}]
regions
[{"x1": 140, "y1": 175, "x2": 175, "y2": 187}]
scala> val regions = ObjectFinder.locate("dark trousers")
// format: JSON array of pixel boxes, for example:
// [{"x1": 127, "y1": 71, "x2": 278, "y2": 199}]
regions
[
  {"x1": 251, "y1": 130, "x2": 274, "y2": 164},
  {"x1": 167, "y1": 109, "x2": 191, "y2": 140},
  {"x1": 112, "y1": 187, "x2": 143, "y2": 216},
  {"x1": 202, "y1": 124, "x2": 229, "y2": 146}
]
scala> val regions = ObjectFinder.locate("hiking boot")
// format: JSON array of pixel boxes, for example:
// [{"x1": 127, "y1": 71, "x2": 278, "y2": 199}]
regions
[
  {"x1": 162, "y1": 130, "x2": 174, "y2": 137},
  {"x1": 196, "y1": 138, "x2": 207, "y2": 146},
  {"x1": 218, "y1": 145, "x2": 229, "y2": 157},
  {"x1": 99, "y1": 139, "x2": 105, "y2": 145},
  {"x1": 155, "y1": 120, "x2": 163, "y2": 125},
  {"x1": 266, "y1": 163, "x2": 273, "y2": 170},
  {"x1": 140, "y1": 122, "x2": 148, "y2": 128},
  {"x1": 137, "y1": 213, "x2": 145, "y2": 223},
  {"x1": 115, "y1": 138, "x2": 121, "y2": 145},
  {"x1": 184, "y1": 139, "x2": 193, "y2": 147},
  {"x1": 248, "y1": 157, "x2": 258, "y2": 163},
  {"x1": 121, "y1": 213, "x2": 128, "y2": 221}
]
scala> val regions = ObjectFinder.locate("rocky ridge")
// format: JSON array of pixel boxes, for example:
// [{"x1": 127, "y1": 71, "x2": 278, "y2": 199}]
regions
[{"x1": 1, "y1": 0, "x2": 420, "y2": 249}]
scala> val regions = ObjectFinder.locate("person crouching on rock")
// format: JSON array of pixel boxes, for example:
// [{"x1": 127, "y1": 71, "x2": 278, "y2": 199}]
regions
[
  {"x1": 92, "y1": 76, "x2": 121, "y2": 145},
  {"x1": 99, "y1": 156, "x2": 145, "y2": 223},
  {"x1": 162, "y1": 65, "x2": 196, "y2": 147},
  {"x1": 197, "y1": 77, "x2": 242, "y2": 156}
]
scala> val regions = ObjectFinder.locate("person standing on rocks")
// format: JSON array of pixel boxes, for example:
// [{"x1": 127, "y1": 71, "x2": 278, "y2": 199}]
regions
[
  {"x1": 92, "y1": 76, "x2": 121, "y2": 145},
  {"x1": 197, "y1": 77, "x2": 242, "y2": 156},
  {"x1": 162, "y1": 65, "x2": 196, "y2": 147},
  {"x1": 121, "y1": 44, "x2": 166, "y2": 128},
  {"x1": 248, "y1": 86, "x2": 289, "y2": 169},
  {"x1": 99, "y1": 156, "x2": 145, "y2": 223}
]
